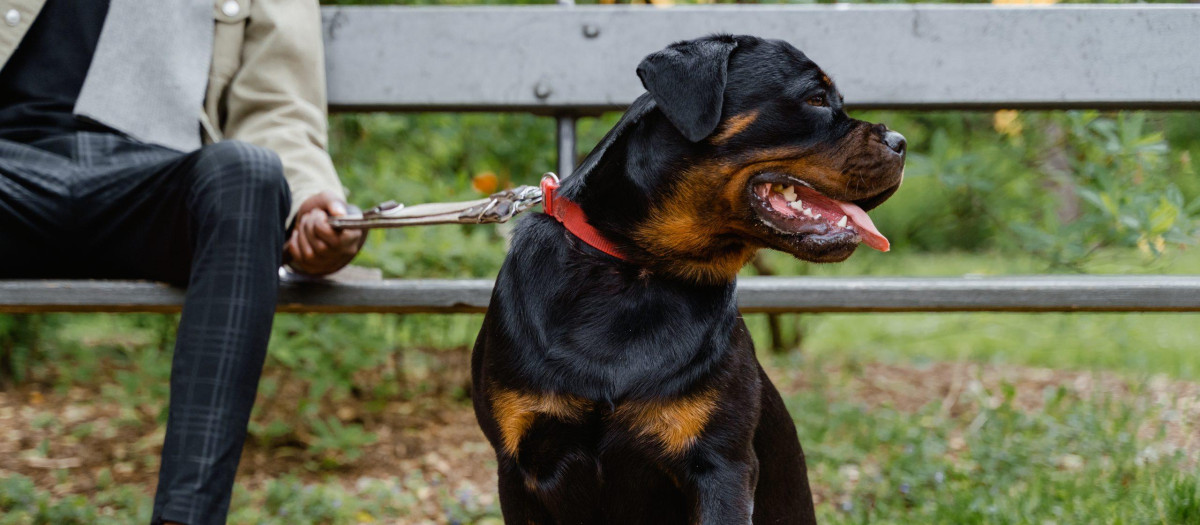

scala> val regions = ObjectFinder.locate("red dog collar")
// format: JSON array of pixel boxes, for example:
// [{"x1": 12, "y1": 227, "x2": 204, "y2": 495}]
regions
[{"x1": 540, "y1": 174, "x2": 627, "y2": 260}]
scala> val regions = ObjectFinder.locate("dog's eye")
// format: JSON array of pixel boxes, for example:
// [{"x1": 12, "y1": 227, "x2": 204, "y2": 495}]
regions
[{"x1": 807, "y1": 94, "x2": 828, "y2": 107}]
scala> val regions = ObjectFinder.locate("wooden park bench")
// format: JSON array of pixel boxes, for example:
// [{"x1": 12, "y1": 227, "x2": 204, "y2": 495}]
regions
[{"x1": 4, "y1": 3, "x2": 1200, "y2": 315}]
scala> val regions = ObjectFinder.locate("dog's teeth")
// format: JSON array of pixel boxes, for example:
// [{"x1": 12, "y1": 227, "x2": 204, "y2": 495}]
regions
[
  {"x1": 771, "y1": 184, "x2": 784, "y2": 193},
  {"x1": 837, "y1": 216, "x2": 848, "y2": 228},
  {"x1": 814, "y1": 213, "x2": 822, "y2": 220},
  {"x1": 787, "y1": 200, "x2": 804, "y2": 211},
  {"x1": 802, "y1": 208, "x2": 814, "y2": 218},
  {"x1": 781, "y1": 185, "x2": 797, "y2": 202}
]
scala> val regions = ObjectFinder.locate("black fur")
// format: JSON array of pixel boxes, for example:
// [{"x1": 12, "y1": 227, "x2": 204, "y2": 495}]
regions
[
  {"x1": 473, "y1": 34, "x2": 905, "y2": 524},
  {"x1": 637, "y1": 36, "x2": 738, "y2": 142}
]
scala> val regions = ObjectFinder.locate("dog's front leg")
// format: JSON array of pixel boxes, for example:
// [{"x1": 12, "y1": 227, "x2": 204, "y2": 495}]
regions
[
  {"x1": 497, "y1": 457, "x2": 555, "y2": 525},
  {"x1": 682, "y1": 448, "x2": 759, "y2": 525}
]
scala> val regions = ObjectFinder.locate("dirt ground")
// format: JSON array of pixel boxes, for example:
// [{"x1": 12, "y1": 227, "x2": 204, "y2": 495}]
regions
[{"x1": 1, "y1": 352, "x2": 1197, "y2": 517}]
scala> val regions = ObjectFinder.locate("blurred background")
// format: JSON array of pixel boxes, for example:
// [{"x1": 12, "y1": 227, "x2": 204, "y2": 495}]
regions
[{"x1": 2, "y1": 0, "x2": 1199, "y2": 523}]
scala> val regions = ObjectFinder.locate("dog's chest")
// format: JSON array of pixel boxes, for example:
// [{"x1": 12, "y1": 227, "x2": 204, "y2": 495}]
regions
[{"x1": 488, "y1": 387, "x2": 721, "y2": 459}]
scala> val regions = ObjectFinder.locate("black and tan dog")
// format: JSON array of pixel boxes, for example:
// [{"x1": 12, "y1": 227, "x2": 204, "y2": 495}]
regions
[{"x1": 471, "y1": 35, "x2": 905, "y2": 524}]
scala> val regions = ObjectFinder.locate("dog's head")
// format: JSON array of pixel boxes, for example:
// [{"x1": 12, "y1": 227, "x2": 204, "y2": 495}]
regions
[{"x1": 559, "y1": 35, "x2": 905, "y2": 284}]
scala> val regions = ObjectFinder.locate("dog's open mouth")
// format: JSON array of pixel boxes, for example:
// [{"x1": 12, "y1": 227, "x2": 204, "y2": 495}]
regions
[{"x1": 749, "y1": 176, "x2": 890, "y2": 252}]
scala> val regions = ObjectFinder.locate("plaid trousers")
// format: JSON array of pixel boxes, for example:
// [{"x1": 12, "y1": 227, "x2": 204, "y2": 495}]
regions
[{"x1": 0, "y1": 132, "x2": 290, "y2": 524}]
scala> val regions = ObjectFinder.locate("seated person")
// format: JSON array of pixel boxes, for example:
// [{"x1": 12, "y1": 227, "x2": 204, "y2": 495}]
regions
[{"x1": 0, "y1": 0, "x2": 364, "y2": 522}]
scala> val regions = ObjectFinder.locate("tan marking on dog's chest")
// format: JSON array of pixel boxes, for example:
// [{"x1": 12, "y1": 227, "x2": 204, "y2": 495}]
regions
[
  {"x1": 613, "y1": 390, "x2": 719, "y2": 456},
  {"x1": 490, "y1": 388, "x2": 591, "y2": 457}
]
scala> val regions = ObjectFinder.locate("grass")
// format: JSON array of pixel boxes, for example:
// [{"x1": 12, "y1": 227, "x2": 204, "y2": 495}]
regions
[
  {"x1": 775, "y1": 310, "x2": 1200, "y2": 381},
  {"x1": 3, "y1": 350, "x2": 1197, "y2": 524},
  {"x1": 779, "y1": 354, "x2": 1200, "y2": 525},
  {"x1": 0, "y1": 472, "x2": 501, "y2": 525}
]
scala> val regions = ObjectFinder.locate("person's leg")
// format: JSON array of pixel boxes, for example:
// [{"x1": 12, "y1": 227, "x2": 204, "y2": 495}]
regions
[
  {"x1": 150, "y1": 141, "x2": 289, "y2": 525},
  {"x1": 70, "y1": 134, "x2": 290, "y2": 524}
]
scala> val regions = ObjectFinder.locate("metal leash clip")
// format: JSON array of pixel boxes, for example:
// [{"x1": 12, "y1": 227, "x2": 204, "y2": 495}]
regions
[{"x1": 328, "y1": 181, "x2": 548, "y2": 230}]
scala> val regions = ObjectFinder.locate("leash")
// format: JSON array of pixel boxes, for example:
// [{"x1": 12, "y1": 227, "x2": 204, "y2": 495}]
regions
[
  {"x1": 328, "y1": 173, "x2": 627, "y2": 260},
  {"x1": 328, "y1": 179, "x2": 547, "y2": 229}
]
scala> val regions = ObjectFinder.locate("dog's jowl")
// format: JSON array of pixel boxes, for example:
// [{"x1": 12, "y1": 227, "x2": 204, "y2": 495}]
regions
[{"x1": 472, "y1": 34, "x2": 906, "y2": 524}]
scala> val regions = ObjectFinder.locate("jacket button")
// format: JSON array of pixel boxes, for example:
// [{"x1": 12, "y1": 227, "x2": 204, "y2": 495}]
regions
[
  {"x1": 220, "y1": 0, "x2": 239, "y2": 17},
  {"x1": 4, "y1": 9, "x2": 20, "y2": 26}
]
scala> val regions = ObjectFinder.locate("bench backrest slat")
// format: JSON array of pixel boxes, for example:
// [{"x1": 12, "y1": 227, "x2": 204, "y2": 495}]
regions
[{"x1": 323, "y1": 5, "x2": 1200, "y2": 113}]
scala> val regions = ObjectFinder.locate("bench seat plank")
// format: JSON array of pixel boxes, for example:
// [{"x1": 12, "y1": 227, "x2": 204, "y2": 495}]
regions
[{"x1": 4, "y1": 276, "x2": 1200, "y2": 314}]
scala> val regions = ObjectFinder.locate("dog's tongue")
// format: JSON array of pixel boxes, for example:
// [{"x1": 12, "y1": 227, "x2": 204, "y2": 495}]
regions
[{"x1": 836, "y1": 201, "x2": 890, "y2": 252}]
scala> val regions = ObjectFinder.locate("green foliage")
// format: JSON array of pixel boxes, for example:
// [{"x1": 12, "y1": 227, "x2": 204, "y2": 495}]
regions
[
  {"x1": 331, "y1": 108, "x2": 1200, "y2": 275},
  {"x1": 778, "y1": 355, "x2": 1198, "y2": 525},
  {"x1": 228, "y1": 474, "x2": 500, "y2": 524},
  {"x1": 307, "y1": 416, "x2": 379, "y2": 468},
  {"x1": 0, "y1": 471, "x2": 503, "y2": 524},
  {"x1": 246, "y1": 476, "x2": 366, "y2": 524},
  {"x1": 330, "y1": 112, "x2": 554, "y2": 278},
  {"x1": 249, "y1": 313, "x2": 480, "y2": 467},
  {"x1": 0, "y1": 315, "x2": 55, "y2": 386},
  {"x1": 852, "y1": 110, "x2": 1198, "y2": 270},
  {"x1": 1020, "y1": 112, "x2": 1196, "y2": 268},
  {"x1": 1165, "y1": 475, "x2": 1200, "y2": 524},
  {"x1": 0, "y1": 474, "x2": 140, "y2": 525}
]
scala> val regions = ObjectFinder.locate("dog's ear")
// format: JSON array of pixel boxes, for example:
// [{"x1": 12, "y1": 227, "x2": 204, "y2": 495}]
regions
[
  {"x1": 557, "y1": 93, "x2": 657, "y2": 200},
  {"x1": 636, "y1": 37, "x2": 738, "y2": 142}
]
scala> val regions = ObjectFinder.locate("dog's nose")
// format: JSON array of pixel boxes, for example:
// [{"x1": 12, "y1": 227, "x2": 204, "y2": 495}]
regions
[{"x1": 883, "y1": 131, "x2": 906, "y2": 155}]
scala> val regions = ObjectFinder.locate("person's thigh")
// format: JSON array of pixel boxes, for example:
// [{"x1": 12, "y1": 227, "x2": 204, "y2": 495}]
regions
[
  {"x1": 71, "y1": 134, "x2": 290, "y2": 285},
  {"x1": 0, "y1": 139, "x2": 77, "y2": 277}
]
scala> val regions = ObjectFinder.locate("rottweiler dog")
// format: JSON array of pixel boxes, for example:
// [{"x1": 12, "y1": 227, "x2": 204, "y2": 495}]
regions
[{"x1": 472, "y1": 34, "x2": 905, "y2": 524}]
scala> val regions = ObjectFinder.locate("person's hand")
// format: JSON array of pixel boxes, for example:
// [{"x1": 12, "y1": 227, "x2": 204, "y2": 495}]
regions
[{"x1": 284, "y1": 191, "x2": 365, "y2": 276}]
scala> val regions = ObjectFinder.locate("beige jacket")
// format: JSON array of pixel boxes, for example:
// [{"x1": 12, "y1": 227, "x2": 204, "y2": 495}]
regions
[{"x1": 0, "y1": 0, "x2": 344, "y2": 224}]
